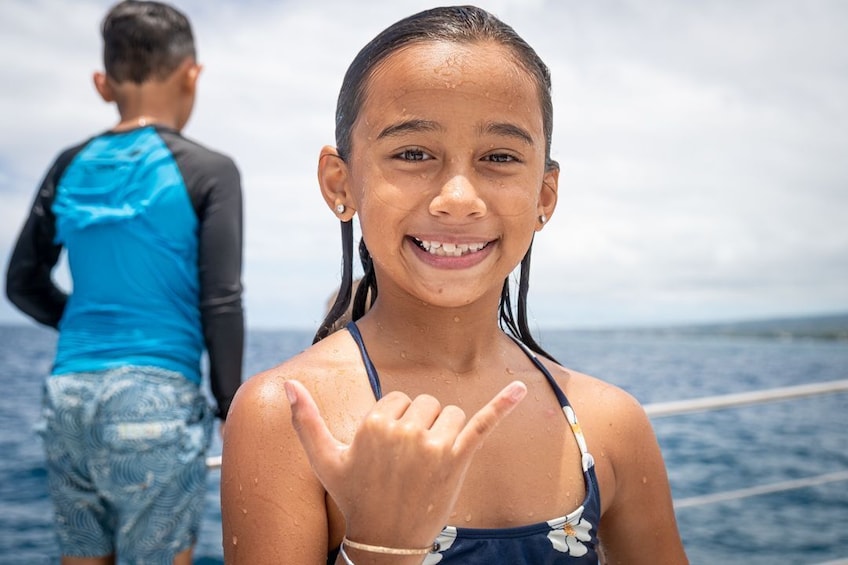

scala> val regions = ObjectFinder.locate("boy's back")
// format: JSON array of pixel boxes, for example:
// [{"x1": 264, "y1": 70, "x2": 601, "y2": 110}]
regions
[
  {"x1": 16, "y1": 124, "x2": 242, "y2": 384},
  {"x1": 4, "y1": 2, "x2": 244, "y2": 563}
]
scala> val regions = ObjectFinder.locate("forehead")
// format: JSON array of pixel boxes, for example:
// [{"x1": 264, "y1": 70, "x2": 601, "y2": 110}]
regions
[{"x1": 357, "y1": 40, "x2": 543, "y2": 135}]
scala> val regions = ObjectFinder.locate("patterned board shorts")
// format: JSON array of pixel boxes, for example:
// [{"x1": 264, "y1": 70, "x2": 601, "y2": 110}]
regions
[{"x1": 37, "y1": 365, "x2": 213, "y2": 562}]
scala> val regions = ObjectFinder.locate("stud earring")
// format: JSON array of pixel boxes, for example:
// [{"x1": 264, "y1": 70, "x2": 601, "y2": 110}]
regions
[
  {"x1": 335, "y1": 204, "x2": 346, "y2": 214},
  {"x1": 539, "y1": 214, "x2": 547, "y2": 224}
]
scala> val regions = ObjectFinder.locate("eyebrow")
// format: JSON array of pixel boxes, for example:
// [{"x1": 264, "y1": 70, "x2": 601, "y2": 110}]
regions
[
  {"x1": 481, "y1": 122, "x2": 535, "y2": 146},
  {"x1": 377, "y1": 119, "x2": 442, "y2": 140},
  {"x1": 375, "y1": 119, "x2": 535, "y2": 146}
]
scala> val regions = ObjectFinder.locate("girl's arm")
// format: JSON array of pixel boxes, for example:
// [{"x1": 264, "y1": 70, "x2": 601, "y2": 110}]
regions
[
  {"x1": 221, "y1": 371, "x2": 331, "y2": 564},
  {"x1": 595, "y1": 391, "x2": 689, "y2": 565}
]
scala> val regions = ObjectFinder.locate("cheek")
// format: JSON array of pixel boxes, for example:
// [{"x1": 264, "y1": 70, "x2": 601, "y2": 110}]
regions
[
  {"x1": 491, "y1": 185, "x2": 539, "y2": 217},
  {"x1": 352, "y1": 163, "x2": 424, "y2": 214}
]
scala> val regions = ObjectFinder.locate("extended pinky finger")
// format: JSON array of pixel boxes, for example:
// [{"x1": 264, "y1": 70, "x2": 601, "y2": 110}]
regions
[{"x1": 454, "y1": 381, "x2": 527, "y2": 455}]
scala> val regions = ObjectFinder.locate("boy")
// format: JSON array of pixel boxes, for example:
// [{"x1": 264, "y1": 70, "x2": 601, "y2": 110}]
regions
[{"x1": 5, "y1": 1, "x2": 244, "y2": 563}]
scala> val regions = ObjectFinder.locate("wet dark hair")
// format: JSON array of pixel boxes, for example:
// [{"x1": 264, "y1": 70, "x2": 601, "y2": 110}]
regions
[
  {"x1": 315, "y1": 5, "x2": 558, "y2": 362},
  {"x1": 101, "y1": 0, "x2": 195, "y2": 84}
]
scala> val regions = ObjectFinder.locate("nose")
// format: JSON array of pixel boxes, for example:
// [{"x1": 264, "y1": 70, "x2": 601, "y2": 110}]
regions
[{"x1": 429, "y1": 173, "x2": 487, "y2": 219}]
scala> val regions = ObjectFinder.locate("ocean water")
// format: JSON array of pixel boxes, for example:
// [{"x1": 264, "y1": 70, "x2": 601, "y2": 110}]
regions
[{"x1": 1, "y1": 324, "x2": 846, "y2": 564}]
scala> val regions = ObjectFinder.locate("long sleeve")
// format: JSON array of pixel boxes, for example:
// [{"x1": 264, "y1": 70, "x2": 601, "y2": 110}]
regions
[
  {"x1": 195, "y1": 153, "x2": 245, "y2": 420},
  {"x1": 5, "y1": 148, "x2": 81, "y2": 328}
]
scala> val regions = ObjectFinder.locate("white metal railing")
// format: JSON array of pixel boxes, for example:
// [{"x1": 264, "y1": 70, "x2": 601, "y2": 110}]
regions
[
  {"x1": 643, "y1": 378, "x2": 848, "y2": 418},
  {"x1": 673, "y1": 469, "x2": 848, "y2": 509},
  {"x1": 646, "y1": 378, "x2": 848, "y2": 507}
]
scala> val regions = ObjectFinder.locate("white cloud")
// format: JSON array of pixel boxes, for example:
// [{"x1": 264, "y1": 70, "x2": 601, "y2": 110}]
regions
[{"x1": 1, "y1": 0, "x2": 846, "y2": 329}]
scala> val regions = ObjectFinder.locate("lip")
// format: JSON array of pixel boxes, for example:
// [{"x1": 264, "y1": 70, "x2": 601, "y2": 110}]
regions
[{"x1": 407, "y1": 235, "x2": 496, "y2": 269}]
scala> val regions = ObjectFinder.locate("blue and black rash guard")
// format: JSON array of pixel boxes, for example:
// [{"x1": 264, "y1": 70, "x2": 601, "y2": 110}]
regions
[{"x1": 5, "y1": 125, "x2": 244, "y2": 418}]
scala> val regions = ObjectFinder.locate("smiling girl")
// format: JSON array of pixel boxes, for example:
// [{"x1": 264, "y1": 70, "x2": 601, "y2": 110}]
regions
[{"x1": 221, "y1": 6, "x2": 687, "y2": 564}]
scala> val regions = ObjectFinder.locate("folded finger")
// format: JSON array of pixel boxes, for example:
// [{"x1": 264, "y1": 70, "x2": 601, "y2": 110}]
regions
[
  {"x1": 428, "y1": 404, "x2": 467, "y2": 438},
  {"x1": 371, "y1": 390, "x2": 415, "y2": 420},
  {"x1": 398, "y1": 394, "x2": 443, "y2": 429}
]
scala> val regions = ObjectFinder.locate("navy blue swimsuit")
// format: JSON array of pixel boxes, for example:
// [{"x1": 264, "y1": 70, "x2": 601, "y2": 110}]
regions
[{"x1": 330, "y1": 322, "x2": 602, "y2": 564}]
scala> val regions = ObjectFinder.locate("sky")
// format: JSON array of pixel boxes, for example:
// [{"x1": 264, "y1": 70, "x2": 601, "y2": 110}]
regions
[{"x1": 1, "y1": 0, "x2": 846, "y2": 330}]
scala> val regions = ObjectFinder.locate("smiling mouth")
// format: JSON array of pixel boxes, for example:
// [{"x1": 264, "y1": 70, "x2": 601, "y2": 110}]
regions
[{"x1": 412, "y1": 237, "x2": 490, "y2": 257}]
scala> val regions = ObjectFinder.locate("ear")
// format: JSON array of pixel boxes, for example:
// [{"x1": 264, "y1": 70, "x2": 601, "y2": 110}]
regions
[
  {"x1": 93, "y1": 72, "x2": 114, "y2": 102},
  {"x1": 536, "y1": 166, "x2": 559, "y2": 231},
  {"x1": 317, "y1": 145, "x2": 356, "y2": 221},
  {"x1": 181, "y1": 61, "x2": 202, "y2": 94}
]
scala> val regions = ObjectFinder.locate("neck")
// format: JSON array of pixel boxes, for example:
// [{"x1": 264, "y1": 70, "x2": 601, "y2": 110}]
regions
[
  {"x1": 111, "y1": 81, "x2": 184, "y2": 131},
  {"x1": 113, "y1": 114, "x2": 174, "y2": 131},
  {"x1": 356, "y1": 291, "x2": 509, "y2": 374}
]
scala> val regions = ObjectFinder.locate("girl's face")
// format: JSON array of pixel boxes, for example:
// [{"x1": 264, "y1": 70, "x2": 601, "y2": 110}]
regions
[{"x1": 340, "y1": 40, "x2": 557, "y2": 309}]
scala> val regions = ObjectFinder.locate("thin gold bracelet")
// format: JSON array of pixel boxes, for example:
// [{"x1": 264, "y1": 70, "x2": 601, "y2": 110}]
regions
[{"x1": 342, "y1": 536, "x2": 434, "y2": 556}]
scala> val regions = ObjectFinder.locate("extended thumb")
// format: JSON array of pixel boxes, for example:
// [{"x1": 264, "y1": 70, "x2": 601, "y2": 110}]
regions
[{"x1": 284, "y1": 380, "x2": 340, "y2": 465}]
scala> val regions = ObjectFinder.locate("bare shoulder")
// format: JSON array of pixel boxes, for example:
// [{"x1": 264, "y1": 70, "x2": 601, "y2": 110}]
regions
[
  {"x1": 221, "y1": 330, "x2": 370, "y2": 563},
  {"x1": 229, "y1": 330, "x2": 370, "y2": 433},
  {"x1": 542, "y1": 362, "x2": 661, "y2": 492},
  {"x1": 547, "y1": 363, "x2": 648, "y2": 431},
  {"x1": 544, "y1": 363, "x2": 688, "y2": 563}
]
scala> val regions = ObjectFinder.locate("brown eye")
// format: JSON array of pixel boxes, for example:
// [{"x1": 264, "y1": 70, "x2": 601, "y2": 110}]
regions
[
  {"x1": 398, "y1": 148, "x2": 429, "y2": 161},
  {"x1": 485, "y1": 153, "x2": 518, "y2": 163}
]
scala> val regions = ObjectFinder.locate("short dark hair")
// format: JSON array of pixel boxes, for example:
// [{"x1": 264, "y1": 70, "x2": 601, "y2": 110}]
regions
[{"x1": 101, "y1": 0, "x2": 195, "y2": 84}]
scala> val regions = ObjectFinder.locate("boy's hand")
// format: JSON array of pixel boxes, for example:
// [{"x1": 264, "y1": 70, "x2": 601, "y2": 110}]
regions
[{"x1": 284, "y1": 378, "x2": 527, "y2": 549}]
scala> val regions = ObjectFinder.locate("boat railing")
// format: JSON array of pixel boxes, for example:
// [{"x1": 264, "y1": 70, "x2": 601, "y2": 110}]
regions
[
  {"x1": 643, "y1": 378, "x2": 848, "y2": 418},
  {"x1": 206, "y1": 378, "x2": 848, "y2": 475}
]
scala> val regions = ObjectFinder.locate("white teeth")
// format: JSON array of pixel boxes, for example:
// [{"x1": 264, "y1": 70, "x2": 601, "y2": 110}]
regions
[{"x1": 417, "y1": 239, "x2": 487, "y2": 257}]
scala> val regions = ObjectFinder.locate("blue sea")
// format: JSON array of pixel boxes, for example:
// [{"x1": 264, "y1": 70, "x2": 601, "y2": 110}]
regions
[{"x1": 1, "y1": 323, "x2": 846, "y2": 564}]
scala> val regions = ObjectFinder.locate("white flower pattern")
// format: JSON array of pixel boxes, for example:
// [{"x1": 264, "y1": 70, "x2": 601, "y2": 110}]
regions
[{"x1": 546, "y1": 506, "x2": 593, "y2": 557}]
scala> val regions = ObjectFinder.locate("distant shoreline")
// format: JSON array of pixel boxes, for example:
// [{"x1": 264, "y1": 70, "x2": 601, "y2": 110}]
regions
[
  {"x1": 535, "y1": 312, "x2": 848, "y2": 341},
  {"x1": 3, "y1": 312, "x2": 847, "y2": 342}
]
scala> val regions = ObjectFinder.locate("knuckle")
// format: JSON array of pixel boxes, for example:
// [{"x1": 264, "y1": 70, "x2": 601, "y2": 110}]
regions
[{"x1": 441, "y1": 404, "x2": 466, "y2": 421}]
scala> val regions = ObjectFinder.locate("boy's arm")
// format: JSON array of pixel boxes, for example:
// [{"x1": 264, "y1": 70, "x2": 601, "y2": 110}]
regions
[
  {"x1": 195, "y1": 154, "x2": 245, "y2": 420},
  {"x1": 5, "y1": 156, "x2": 72, "y2": 328}
]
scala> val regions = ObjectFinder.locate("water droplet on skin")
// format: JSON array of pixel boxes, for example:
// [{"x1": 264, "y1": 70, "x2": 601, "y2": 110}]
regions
[
  {"x1": 254, "y1": 477, "x2": 258, "y2": 485},
  {"x1": 232, "y1": 536, "x2": 238, "y2": 545},
  {"x1": 464, "y1": 513, "x2": 472, "y2": 522},
  {"x1": 506, "y1": 368, "x2": 514, "y2": 375},
  {"x1": 242, "y1": 508, "x2": 247, "y2": 515},
  {"x1": 401, "y1": 351, "x2": 407, "y2": 359},
  {"x1": 453, "y1": 316, "x2": 460, "y2": 323},
  {"x1": 642, "y1": 476, "x2": 648, "y2": 484}
]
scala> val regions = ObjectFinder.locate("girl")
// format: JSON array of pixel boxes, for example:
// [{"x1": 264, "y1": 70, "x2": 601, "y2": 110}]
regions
[{"x1": 221, "y1": 6, "x2": 687, "y2": 564}]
